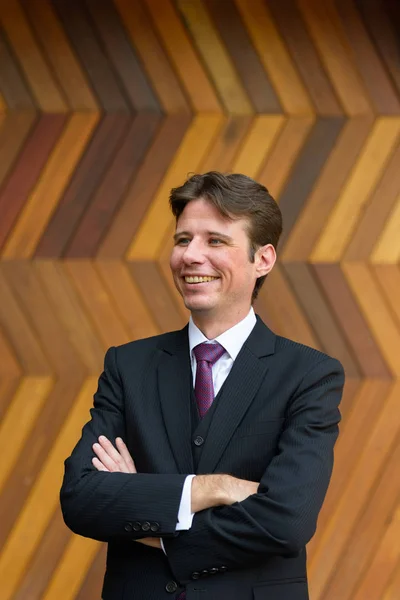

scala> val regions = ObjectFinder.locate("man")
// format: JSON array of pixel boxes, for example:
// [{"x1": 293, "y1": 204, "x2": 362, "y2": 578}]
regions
[{"x1": 60, "y1": 172, "x2": 345, "y2": 600}]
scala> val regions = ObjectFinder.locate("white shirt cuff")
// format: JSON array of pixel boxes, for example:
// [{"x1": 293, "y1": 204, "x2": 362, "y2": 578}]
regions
[{"x1": 160, "y1": 475, "x2": 195, "y2": 555}]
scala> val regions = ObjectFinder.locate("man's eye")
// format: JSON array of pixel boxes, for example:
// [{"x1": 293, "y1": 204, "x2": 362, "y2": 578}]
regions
[
  {"x1": 176, "y1": 238, "x2": 190, "y2": 245},
  {"x1": 209, "y1": 238, "x2": 222, "y2": 245}
]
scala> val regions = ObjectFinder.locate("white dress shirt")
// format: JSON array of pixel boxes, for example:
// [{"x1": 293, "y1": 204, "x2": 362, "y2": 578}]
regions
[
  {"x1": 160, "y1": 308, "x2": 257, "y2": 552},
  {"x1": 175, "y1": 308, "x2": 257, "y2": 529}
]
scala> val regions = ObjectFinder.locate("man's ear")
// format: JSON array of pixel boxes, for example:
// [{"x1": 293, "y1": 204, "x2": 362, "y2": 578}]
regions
[{"x1": 255, "y1": 244, "x2": 276, "y2": 278}]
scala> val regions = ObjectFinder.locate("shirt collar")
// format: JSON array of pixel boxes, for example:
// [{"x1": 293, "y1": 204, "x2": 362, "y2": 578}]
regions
[{"x1": 188, "y1": 308, "x2": 257, "y2": 360}]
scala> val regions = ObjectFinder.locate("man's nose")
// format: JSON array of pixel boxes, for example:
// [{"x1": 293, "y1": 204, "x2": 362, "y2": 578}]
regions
[{"x1": 182, "y1": 240, "x2": 205, "y2": 263}]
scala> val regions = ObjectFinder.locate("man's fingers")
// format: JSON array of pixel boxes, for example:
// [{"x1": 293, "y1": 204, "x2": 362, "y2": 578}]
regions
[
  {"x1": 98, "y1": 436, "x2": 126, "y2": 467},
  {"x1": 116, "y1": 438, "x2": 137, "y2": 473},
  {"x1": 93, "y1": 442, "x2": 119, "y2": 471},
  {"x1": 92, "y1": 457, "x2": 109, "y2": 472}
]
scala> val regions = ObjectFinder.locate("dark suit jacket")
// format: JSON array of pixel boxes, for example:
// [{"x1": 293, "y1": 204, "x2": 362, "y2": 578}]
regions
[{"x1": 60, "y1": 316, "x2": 345, "y2": 600}]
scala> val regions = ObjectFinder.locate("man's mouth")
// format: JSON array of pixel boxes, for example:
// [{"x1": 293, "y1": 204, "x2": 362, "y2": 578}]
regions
[{"x1": 183, "y1": 276, "x2": 219, "y2": 283}]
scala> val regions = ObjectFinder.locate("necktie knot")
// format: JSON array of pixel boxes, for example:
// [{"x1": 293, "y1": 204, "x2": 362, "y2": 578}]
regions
[{"x1": 193, "y1": 342, "x2": 225, "y2": 365}]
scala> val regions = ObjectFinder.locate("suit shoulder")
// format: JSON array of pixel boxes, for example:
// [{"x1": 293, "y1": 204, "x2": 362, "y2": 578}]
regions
[
  {"x1": 274, "y1": 334, "x2": 344, "y2": 372},
  {"x1": 111, "y1": 329, "x2": 184, "y2": 356}
]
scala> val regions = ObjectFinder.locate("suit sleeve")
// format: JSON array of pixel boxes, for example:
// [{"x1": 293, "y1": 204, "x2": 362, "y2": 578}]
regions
[
  {"x1": 163, "y1": 357, "x2": 345, "y2": 583},
  {"x1": 60, "y1": 347, "x2": 187, "y2": 543}
]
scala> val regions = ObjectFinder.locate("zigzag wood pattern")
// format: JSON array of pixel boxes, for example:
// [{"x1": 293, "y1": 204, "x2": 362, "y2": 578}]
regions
[{"x1": 0, "y1": 0, "x2": 399, "y2": 598}]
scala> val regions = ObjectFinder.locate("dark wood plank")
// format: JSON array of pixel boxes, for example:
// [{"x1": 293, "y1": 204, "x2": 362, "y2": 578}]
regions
[
  {"x1": 35, "y1": 114, "x2": 129, "y2": 258},
  {"x1": 0, "y1": 114, "x2": 67, "y2": 252},
  {"x1": 128, "y1": 262, "x2": 186, "y2": 333},
  {"x1": 278, "y1": 116, "x2": 344, "y2": 250},
  {"x1": 97, "y1": 113, "x2": 191, "y2": 258},
  {"x1": 0, "y1": 111, "x2": 37, "y2": 190},
  {"x1": 65, "y1": 112, "x2": 161, "y2": 257},
  {"x1": 0, "y1": 28, "x2": 35, "y2": 109},
  {"x1": 205, "y1": 0, "x2": 281, "y2": 113},
  {"x1": 53, "y1": 0, "x2": 130, "y2": 112},
  {"x1": 312, "y1": 264, "x2": 392, "y2": 378},
  {"x1": 282, "y1": 262, "x2": 362, "y2": 377},
  {"x1": 268, "y1": 0, "x2": 343, "y2": 115},
  {"x1": 85, "y1": 0, "x2": 161, "y2": 112}
]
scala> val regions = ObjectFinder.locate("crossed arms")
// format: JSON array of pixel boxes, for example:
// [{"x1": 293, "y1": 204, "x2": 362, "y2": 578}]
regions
[{"x1": 60, "y1": 346, "x2": 344, "y2": 584}]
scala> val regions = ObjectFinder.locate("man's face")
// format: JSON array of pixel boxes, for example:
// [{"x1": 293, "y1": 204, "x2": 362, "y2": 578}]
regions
[{"x1": 170, "y1": 198, "x2": 271, "y2": 323}]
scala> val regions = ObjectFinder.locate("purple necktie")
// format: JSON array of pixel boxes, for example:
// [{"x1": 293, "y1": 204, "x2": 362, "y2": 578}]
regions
[{"x1": 193, "y1": 342, "x2": 225, "y2": 418}]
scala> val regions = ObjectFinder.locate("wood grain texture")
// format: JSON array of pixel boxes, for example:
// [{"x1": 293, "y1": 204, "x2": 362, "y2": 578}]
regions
[{"x1": 0, "y1": 2, "x2": 400, "y2": 598}]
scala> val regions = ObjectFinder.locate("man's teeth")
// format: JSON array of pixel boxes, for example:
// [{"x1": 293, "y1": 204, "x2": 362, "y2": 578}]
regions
[{"x1": 184, "y1": 276, "x2": 218, "y2": 283}]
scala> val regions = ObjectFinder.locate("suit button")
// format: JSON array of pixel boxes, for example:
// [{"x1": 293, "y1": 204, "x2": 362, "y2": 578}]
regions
[
  {"x1": 194, "y1": 435, "x2": 204, "y2": 446},
  {"x1": 165, "y1": 581, "x2": 178, "y2": 593},
  {"x1": 201, "y1": 569, "x2": 209, "y2": 577},
  {"x1": 220, "y1": 565, "x2": 228, "y2": 573},
  {"x1": 191, "y1": 571, "x2": 200, "y2": 580},
  {"x1": 209, "y1": 568, "x2": 218, "y2": 575},
  {"x1": 124, "y1": 522, "x2": 132, "y2": 532},
  {"x1": 141, "y1": 521, "x2": 151, "y2": 532},
  {"x1": 132, "y1": 522, "x2": 141, "y2": 532},
  {"x1": 150, "y1": 522, "x2": 160, "y2": 532}
]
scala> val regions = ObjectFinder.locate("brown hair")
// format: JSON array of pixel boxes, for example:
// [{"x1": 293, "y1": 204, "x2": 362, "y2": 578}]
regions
[{"x1": 169, "y1": 171, "x2": 282, "y2": 301}]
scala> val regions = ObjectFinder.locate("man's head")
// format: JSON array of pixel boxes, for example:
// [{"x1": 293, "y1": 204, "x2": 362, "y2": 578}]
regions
[{"x1": 169, "y1": 172, "x2": 282, "y2": 330}]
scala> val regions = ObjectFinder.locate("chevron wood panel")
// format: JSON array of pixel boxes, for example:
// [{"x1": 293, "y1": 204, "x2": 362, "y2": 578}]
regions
[{"x1": 0, "y1": 1, "x2": 399, "y2": 598}]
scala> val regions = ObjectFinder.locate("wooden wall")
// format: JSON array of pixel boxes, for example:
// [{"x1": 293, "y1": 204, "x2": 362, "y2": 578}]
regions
[{"x1": 0, "y1": 0, "x2": 399, "y2": 598}]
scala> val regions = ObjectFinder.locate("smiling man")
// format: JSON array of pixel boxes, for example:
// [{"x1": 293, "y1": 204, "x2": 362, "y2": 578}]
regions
[{"x1": 61, "y1": 172, "x2": 345, "y2": 600}]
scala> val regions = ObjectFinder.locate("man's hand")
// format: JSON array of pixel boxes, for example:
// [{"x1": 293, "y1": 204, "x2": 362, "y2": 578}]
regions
[
  {"x1": 92, "y1": 436, "x2": 136, "y2": 473},
  {"x1": 191, "y1": 474, "x2": 258, "y2": 513}
]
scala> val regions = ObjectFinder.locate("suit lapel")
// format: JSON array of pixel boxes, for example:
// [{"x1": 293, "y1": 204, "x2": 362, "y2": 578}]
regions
[
  {"x1": 197, "y1": 317, "x2": 276, "y2": 474},
  {"x1": 158, "y1": 327, "x2": 194, "y2": 474}
]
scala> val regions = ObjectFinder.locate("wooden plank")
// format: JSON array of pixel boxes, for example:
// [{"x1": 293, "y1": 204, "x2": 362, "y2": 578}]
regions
[
  {"x1": 0, "y1": 27, "x2": 35, "y2": 109},
  {"x1": 0, "y1": 377, "x2": 52, "y2": 495},
  {"x1": 127, "y1": 113, "x2": 223, "y2": 261},
  {"x1": 282, "y1": 117, "x2": 373, "y2": 261},
  {"x1": 0, "y1": 377, "x2": 97, "y2": 600},
  {"x1": 297, "y1": 0, "x2": 372, "y2": 116},
  {"x1": 35, "y1": 114, "x2": 129, "y2": 258},
  {"x1": 114, "y1": 0, "x2": 190, "y2": 114},
  {"x1": 257, "y1": 116, "x2": 314, "y2": 200},
  {"x1": 235, "y1": 0, "x2": 313, "y2": 115},
  {"x1": 0, "y1": 111, "x2": 36, "y2": 190},
  {"x1": 0, "y1": 328, "x2": 21, "y2": 420},
  {"x1": 342, "y1": 262, "x2": 400, "y2": 376},
  {"x1": 176, "y1": 0, "x2": 252, "y2": 114},
  {"x1": 308, "y1": 380, "x2": 400, "y2": 599},
  {"x1": 335, "y1": 0, "x2": 400, "y2": 114},
  {"x1": 66, "y1": 113, "x2": 161, "y2": 257},
  {"x1": 94, "y1": 261, "x2": 160, "y2": 340},
  {"x1": 200, "y1": 116, "x2": 253, "y2": 173},
  {"x1": 345, "y1": 143, "x2": 400, "y2": 260},
  {"x1": 42, "y1": 535, "x2": 100, "y2": 600},
  {"x1": 128, "y1": 262, "x2": 186, "y2": 333},
  {"x1": 97, "y1": 113, "x2": 191, "y2": 258},
  {"x1": 205, "y1": 0, "x2": 282, "y2": 113},
  {"x1": 11, "y1": 509, "x2": 71, "y2": 600},
  {"x1": 372, "y1": 265, "x2": 400, "y2": 328},
  {"x1": 322, "y1": 433, "x2": 400, "y2": 599},
  {"x1": 22, "y1": 0, "x2": 98, "y2": 110},
  {"x1": 383, "y1": 558, "x2": 400, "y2": 600},
  {"x1": 232, "y1": 115, "x2": 284, "y2": 177},
  {"x1": 85, "y1": 0, "x2": 160, "y2": 112},
  {"x1": 254, "y1": 264, "x2": 321, "y2": 349},
  {"x1": 144, "y1": 0, "x2": 221, "y2": 112},
  {"x1": 312, "y1": 264, "x2": 391, "y2": 378},
  {"x1": 370, "y1": 192, "x2": 400, "y2": 264},
  {"x1": 74, "y1": 545, "x2": 106, "y2": 600},
  {"x1": 53, "y1": 0, "x2": 129, "y2": 112},
  {"x1": 64, "y1": 260, "x2": 131, "y2": 350},
  {"x1": 0, "y1": 114, "x2": 67, "y2": 252},
  {"x1": 282, "y1": 263, "x2": 361, "y2": 375},
  {"x1": 310, "y1": 117, "x2": 400, "y2": 263},
  {"x1": 2, "y1": 112, "x2": 99, "y2": 259},
  {"x1": 268, "y1": 0, "x2": 342, "y2": 116},
  {"x1": 0, "y1": 0, "x2": 67, "y2": 111},
  {"x1": 277, "y1": 117, "x2": 344, "y2": 249}
]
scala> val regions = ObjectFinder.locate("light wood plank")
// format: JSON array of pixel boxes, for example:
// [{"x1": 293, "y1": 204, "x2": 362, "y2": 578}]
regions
[
  {"x1": 127, "y1": 113, "x2": 223, "y2": 261},
  {"x1": 235, "y1": 0, "x2": 313, "y2": 115},
  {"x1": 370, "y1": 193, "x2": 400, "y2": 264},
  {"x1": 0, "y1": 377, "x2": 97, "y2": 600},
  {"x1": 143, "y1": 0, "x2": 221, "y2": 112},
  {"x1": 232, "y1": 115, "x2": 284, "y2": 176},
  {"x1": 176, "y1": 0, "x2": 252, "y2": 114},
  {"x1": 310, "y1": 118, "x2": 400, "y2": 262}
]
